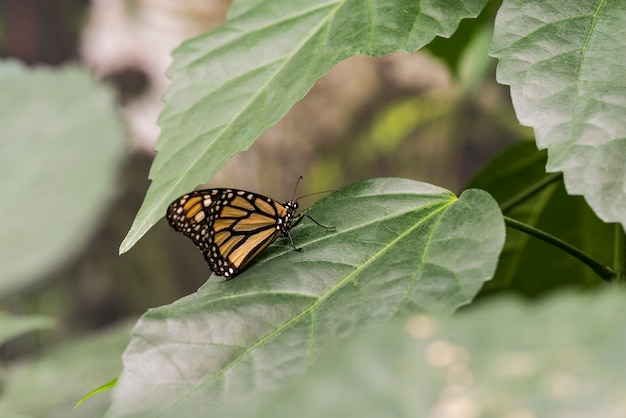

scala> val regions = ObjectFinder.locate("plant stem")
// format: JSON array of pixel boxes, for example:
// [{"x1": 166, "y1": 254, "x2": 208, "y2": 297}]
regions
[
  {"x1": 504, "y1": 216, "x2": 616, "y2": 282},
  {"x1": 500, "y1": 172, "x2": 562, "y2": 212},
  {"x1": 614, "y1": 224, "x2": 626, "y2": 286}
]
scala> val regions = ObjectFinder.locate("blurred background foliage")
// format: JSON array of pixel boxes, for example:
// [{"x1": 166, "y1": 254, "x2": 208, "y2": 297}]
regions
[{"x1": 0, "y1": 0, "x2": 559, "y2": 413}]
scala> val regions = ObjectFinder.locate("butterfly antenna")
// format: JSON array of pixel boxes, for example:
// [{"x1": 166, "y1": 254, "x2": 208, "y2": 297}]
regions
[
  {"x1": 291, "y1": 176, "x2": 342, "y2": 201},
  {"x1": 291, "y1": 175, "x2": 304, "y2": 201},
  {"x1": 296, "y1": 189, "x2": 342, "y2": 202}
]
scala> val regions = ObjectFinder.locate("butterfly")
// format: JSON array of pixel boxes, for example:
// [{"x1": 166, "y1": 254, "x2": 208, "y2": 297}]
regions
[{"x1": 166, "y1": 180, "x2": 335, "y2": 279}]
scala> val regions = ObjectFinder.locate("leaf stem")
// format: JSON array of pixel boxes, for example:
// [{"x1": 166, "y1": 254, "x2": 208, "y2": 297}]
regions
[
  {"x1": 504, "y1": 216, "x2": 616, "y2": 282},
  {"x1": 614, "y1": 224, "x2": 626, "y2": 286},
  {"x1": 500, "y1": 172, "x2": 562, "y2": 212}
]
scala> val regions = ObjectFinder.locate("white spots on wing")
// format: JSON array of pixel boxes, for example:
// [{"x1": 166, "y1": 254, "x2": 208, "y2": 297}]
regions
[{"x1": 194, "y1": 211, "x2": 205, "y2": 222}]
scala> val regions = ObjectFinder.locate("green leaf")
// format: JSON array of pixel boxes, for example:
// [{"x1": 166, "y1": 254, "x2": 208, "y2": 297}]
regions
[
  {"x1": 0, "y1": 321, "x2": 132, "y2": 418},
  {"x1": 120, "y1": 0, "x2": 489, "y2": 253},
  {"x1": 0, "y1": 61, "x2": 127, "y2": 296},
  {"x1": 107, "y1": 178, "x2": 504, "y2": 418},
  {"x1": 75, "y1": 378, "x2": 118, "y2": 409},
  {"x1": 251, "y1": 289, "x2": 626, "y2": 417},
  {"x1": 467, "y1": 141, "x2": 614, "y2": 296},
  {"x1": 490, "y1": 1, "x2": 626, "y2": 229},
  {"x1": 0, "y1": 311, "x2": 56, "y2": 346}
]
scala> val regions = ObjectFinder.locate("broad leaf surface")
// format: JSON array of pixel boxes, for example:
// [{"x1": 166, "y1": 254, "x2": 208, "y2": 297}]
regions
[
  {"x1": 0, "y1": 61, "x2": 127, "y2": 295},
  {"x1": 467, "y1": 141, "x2": 614, "y2": 296},
  {"x1": 252, "y1": 289, "x2": 626, "y2": 417},
  {"x1": 491, "y1": 1, "x2": 626, "y2": 228},
  {"x1": 107, "y1": 178, "x2": 504, "y2": 418},
  {"x1": 120, "y1": 0, "x2": 489, "y2": 253}
]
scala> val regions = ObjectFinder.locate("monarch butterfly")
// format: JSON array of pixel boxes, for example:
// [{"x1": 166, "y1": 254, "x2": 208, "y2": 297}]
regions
[{"x1": 166, "y1": 179, "x2": 335, "y2": 279}]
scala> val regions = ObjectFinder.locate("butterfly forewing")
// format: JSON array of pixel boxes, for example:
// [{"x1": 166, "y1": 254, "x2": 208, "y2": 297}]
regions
[{"x1": 166, "y1": 190, "x2": 220, "y2": 252}]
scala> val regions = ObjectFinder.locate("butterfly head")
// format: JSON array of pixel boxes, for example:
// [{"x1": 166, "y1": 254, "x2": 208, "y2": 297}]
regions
[
  {"x1": 284, "y1": 200, "x2": 299, "y2": 213},
  {"x1": 279, "y1": 200, "x2": 299, "y2": 231}
]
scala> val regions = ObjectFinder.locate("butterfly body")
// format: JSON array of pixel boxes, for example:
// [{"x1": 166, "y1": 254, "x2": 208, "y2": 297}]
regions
[{"x1": 166, "y1": 188, "x2": 305, "y2": 279}]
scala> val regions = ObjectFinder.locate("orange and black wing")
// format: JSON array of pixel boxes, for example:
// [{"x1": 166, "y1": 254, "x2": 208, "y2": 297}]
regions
[
  {"x1": 166, "y1": 189, "x2": 289, "y2": 278},
  {"x1": 166, "y1": 189, "x2": 222, "y2": 253}
]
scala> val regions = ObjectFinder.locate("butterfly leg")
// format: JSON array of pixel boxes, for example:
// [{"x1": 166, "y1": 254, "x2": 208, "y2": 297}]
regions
[
  {"x1": 291, "y1": 214, "x2": 335, "y2": 229},
  {"x1": 285, "y1": 214, "x2": 335, "y2": 252},
  {"x1": 285, "y1": 231, "x2": 303, "y2": 252}
]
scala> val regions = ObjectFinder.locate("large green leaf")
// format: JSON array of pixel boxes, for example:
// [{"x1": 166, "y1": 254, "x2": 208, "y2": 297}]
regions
[
  {"x1": 0, "y1": 321, "x2": 133, "y2": 418},
  {"x1": 491, "y1": 1, "x2": 626, "y2": 229},
  {"x1": 467, "y1": 141, "x2": 614, "y2": 296},
  {"x1": 251, "y1": 289, "x2": 626, "y2": 417},
  {"x1": 0, "y1": 61, "x2": 127, "y2": 296},
  {"x1": 107, "y1": 178, "x2": 504, "y2": 418},
  {"x1": 120, "y1": 0, "x2": 489, "y2": 253}
]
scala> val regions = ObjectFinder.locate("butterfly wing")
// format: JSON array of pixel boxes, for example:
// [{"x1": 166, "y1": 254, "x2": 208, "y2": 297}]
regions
[
  {"x1": 166, "y1": 189, "x2": 290, "y2": 278},
  {"x1": 166, "y1": 189, "x2": 222, "y2": 253},
  {"x1": 208, "y1": 191, "x2": 289, "y2": 277}
]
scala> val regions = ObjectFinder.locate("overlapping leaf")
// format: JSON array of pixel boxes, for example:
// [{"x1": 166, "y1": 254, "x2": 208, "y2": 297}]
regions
[
  {"x1": 120, "y1": 0, "x2": 489, "y2": 253},
  {"x1": 0, "y1": 62, "x2": 126, "y2": 295},
  {"x1": 491, "y1": 0, "x2": 626, "y2": 228},
  {"x1": 108, "y1": 178, "x2": 504, "y2": 418}
]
